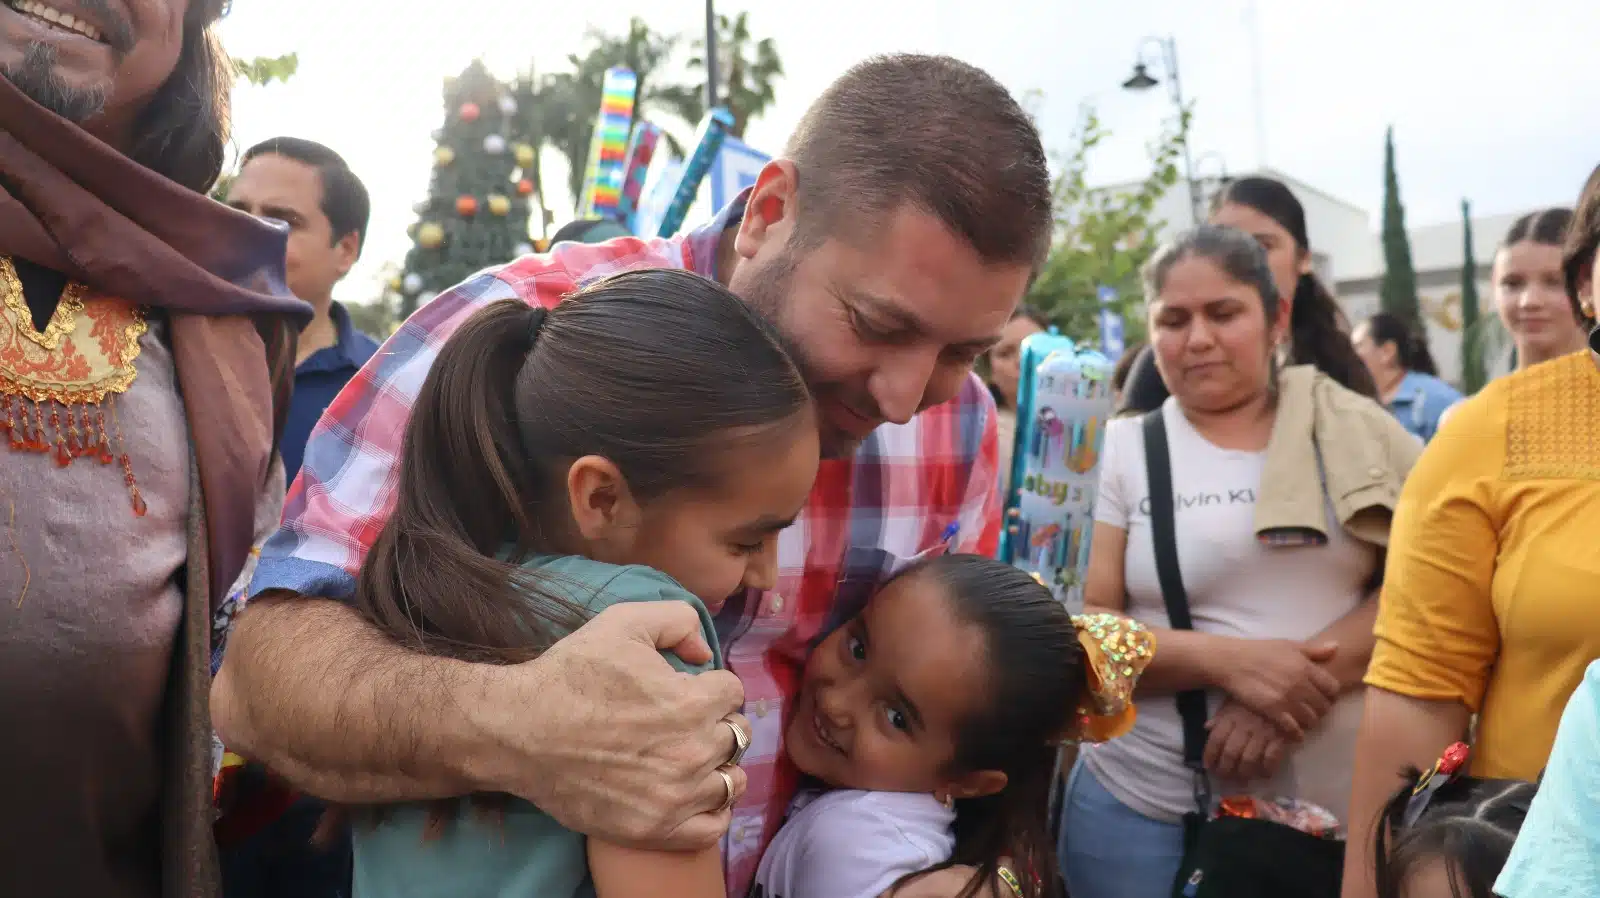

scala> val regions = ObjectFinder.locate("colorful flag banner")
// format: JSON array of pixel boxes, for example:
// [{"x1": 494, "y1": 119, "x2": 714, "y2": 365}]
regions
[
  {"x1": 654, "y1": 107, "x2": 734, "y2": 238},
  {"x1": 616, "y1": 120, "x2": 662, "y2": 225},
  {"x1": 577, "y1": 67, "x2": 638, "y2": 219}
]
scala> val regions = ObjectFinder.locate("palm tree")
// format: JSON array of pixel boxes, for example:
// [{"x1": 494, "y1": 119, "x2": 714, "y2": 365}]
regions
[
  {"x1": 505, "y1": 69, "x2": 557, "y2": 240},
  {"x1": 540, "y1": 18, "x2": 686, "y2": 209},
  {"x1": 655, "y1": 11, "x2": 784, "y2": 140}
]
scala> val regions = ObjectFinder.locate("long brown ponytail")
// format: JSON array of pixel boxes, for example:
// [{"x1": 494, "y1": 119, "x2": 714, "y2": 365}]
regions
[{"x1": 355, "y1": 268, "x2": 811, "y2": 665}]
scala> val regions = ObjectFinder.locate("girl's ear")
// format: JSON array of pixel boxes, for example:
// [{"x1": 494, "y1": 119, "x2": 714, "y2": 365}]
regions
[
  {"x1": 941, "y1": 769, "x2": 1008, "y2": 803},
  {"x1": 566, "y1": 455, "x2": 641, "y2": 544}
]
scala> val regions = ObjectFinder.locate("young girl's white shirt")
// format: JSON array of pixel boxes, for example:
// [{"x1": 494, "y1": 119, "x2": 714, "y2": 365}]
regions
[{"x1": 750, "y1": 789, "x2": 955, "y2": 898}]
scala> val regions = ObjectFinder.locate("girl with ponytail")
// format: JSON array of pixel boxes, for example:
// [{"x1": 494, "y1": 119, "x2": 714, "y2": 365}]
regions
[
  {"x1": 1117, "y1": 177, "x2": 1379, "y2": 413},
  {"x1": 348, "y1": 268, "x2": 820, "y2": 897}
]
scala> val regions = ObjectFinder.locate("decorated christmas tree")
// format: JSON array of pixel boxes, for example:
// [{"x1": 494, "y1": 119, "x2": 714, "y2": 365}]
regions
[{"x1": 393, "y1": 60, "x2": 540, "y2": 318}]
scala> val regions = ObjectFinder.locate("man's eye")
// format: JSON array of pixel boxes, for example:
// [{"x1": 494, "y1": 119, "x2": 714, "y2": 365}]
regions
[{"x1": 850, "y1": 309, "x2": 894, "y2": 341}]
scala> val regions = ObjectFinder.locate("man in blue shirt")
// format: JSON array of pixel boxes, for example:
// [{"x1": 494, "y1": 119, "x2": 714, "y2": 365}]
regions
[
  {"x1": 228, "y1": 137, "x2": 380, "y2": 485},
  {"x1": 222, "y1": 137, "x2": 378, "y2": 897}
]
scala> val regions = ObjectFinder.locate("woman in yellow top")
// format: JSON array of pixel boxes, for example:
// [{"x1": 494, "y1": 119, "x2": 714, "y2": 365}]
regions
[{"x1": 1341, "y1": 162, "x2": 1600, "y2": 898}]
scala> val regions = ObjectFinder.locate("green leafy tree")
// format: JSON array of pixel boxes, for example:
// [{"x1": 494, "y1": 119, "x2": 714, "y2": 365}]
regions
[
  {"x1": 540, "y1": 18, "x2": 687, "y2": 209},
  {"x1": 1379, "y1": 126, "x2": 1422, "y2": 331},
  {"x1": 504, "y1": 69, "x2": 557, "y2": 240},
  {"x1": 397, "y1": 60, "x2": 536, "y2": 317},
  {"x1": 1025, "y1": 106, "x2": 1188, "y2": 344},
  {"x1": 232, "y1": 53, "x2": 299, "y2": 87},
  {"x1": 652, "y1": 11, "x2": 784, "y2": 140},
  {"x1": 1459, "y1": 198, "x2": 1487, "y2": 393}
]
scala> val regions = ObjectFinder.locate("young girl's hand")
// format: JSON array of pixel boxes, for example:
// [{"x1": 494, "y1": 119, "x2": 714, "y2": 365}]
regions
[{"x1": 1204, "y1": 699, "x2": 1289, "y2": 783}]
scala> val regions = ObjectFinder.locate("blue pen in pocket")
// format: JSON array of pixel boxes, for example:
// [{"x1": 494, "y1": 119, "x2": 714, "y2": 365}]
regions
[{"x1": 940, "y1": 521, "x2": 960, "y2": 552}]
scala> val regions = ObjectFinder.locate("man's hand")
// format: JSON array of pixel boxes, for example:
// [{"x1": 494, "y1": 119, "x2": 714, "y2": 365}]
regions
[
  {"x1": 1204, "y1": 700, "x2": 1290, "y2": 783},
  {"x1": 214, "y1": 597, "x2": 748, "y2": 852},
  {"x1": 1220, "y1": 639, "x2": 1341, "y2": 739},
  {"x1": 473, "y1": 601, "x2": 749, "y2": 850}
]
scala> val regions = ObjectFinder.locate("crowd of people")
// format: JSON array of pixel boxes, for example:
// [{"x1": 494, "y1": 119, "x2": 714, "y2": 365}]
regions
[{"x1": 3, "y1": 5, "x2": 1600, "y2": 898}]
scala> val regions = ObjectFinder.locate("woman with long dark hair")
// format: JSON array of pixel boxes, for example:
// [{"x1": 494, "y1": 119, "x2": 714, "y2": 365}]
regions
[
  {"x1": 1352, "y1": 312, "x2": 1461, "y2": 443},
  {"x1": 1118, "y1": 177, "x2": 1377, "y2": 413}
]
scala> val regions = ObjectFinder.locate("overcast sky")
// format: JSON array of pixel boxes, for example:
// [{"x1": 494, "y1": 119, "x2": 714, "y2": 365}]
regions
[{"x1": 217, "y1": 0, "x2": 1600, "y2": 304}]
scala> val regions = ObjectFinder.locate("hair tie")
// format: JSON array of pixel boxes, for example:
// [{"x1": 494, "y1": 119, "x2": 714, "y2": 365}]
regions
[
  {"x1": 527, "y1": 306, "x2": 549, "y2": 346},
  {"x1": 1062, "y1": 611, "x2": 1155, "y2": 744},
  {"x1": 1402, "y1": 742, "x2": 1469, "y2": 828}
]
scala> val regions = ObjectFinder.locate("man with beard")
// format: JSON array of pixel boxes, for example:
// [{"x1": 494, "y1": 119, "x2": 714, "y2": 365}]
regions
[
  {"x1": 0, "y1": 1, "x2": 311, "y2": 895},
  {"x1": 216, "y1": 54, "x2": 1052, "y2": 896}
]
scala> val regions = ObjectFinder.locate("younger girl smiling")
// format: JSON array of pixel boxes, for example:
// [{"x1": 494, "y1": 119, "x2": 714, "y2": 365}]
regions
[{"x1": 755, "y1": 555, "x2": 1152, "y2": 898}]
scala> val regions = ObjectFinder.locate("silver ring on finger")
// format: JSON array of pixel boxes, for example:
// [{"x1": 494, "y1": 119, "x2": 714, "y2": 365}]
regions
[
  {"x1": 715, "y1": 766, "x2": 737, "y2": 813},
  {"x1": 722, "y1": 717, "x2": 751, "y2": 767}
]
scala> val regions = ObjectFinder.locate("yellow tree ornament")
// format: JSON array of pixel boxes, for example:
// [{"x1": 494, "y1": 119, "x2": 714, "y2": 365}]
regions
[
  {"x1": 434, "y1": 146, "x2": 456, "y2": 167},
  {"x1": 417, "y1": 222, "x2": 445, "y2": 249},
  {"x1": 514, "y1": 143, "x2": 536, "y2": 168},
  {"x1": 487, "y1": 194, "x2": 512, "y2": 216}
]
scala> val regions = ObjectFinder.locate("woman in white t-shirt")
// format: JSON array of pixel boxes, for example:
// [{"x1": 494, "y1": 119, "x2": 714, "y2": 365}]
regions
[{"x1": 1058, "y1": 226, "x2": 1408, "y2": 898}]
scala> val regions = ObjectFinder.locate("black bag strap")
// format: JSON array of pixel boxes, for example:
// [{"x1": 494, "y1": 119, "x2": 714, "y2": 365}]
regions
[{"x1": 1141, "y1": 410, "x2": 1213, "y2": 818}]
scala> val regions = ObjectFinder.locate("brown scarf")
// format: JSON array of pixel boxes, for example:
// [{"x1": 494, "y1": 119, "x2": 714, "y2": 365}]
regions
[{"x1": 0, "y1": 76, "x2": 311, "y2": 610}]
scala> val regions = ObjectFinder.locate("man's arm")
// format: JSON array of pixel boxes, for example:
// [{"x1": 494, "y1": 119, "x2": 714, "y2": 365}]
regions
[
  {"x1": 213, "y1": 596, "x2": 488, "y2": 800},
  {"x1": 213, "y1": 594, "x2": 749, "y2": 848},
  {"x1": 216, "y1": 268, "x2": 746, "y2": 849}
]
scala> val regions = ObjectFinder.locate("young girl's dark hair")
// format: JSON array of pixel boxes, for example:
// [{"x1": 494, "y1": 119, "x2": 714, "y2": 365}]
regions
[
  {"x1": 355, "y1": 268, "x2": 811, "y2": 664},
  {"x1": 893, "y1": 554, "x2": 1086, "y2": 898},
  {"x1": 1373, "y1": 767, "x2": 1537, "y2": 898},
  {"x1": 1364, "y1": 311, "x2": 1440, "y2": 377},
  {"x1": 1211, "y1": 177, "x2": 1380, "y2": 399}
]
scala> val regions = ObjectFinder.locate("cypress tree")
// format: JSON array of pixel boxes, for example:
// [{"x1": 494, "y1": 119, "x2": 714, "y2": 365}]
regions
[
  {"x1": 1379, "y1": 127, "x2": 1422, "y2": 331},
  {"x1": 1459, "y1": 199, "x2": 1486, "y2": 393}
]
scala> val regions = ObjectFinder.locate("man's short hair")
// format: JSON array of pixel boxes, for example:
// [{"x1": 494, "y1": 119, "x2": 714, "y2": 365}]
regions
[
  {"x1": 242, "y1": 137, "x2": 371, "y2": 256},
  {"x1": 784, "y1": 54, "x2": 1053, "y2": 268}
]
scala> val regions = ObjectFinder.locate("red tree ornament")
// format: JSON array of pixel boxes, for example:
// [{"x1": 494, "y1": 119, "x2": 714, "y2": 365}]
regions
[
  {"x1": 456, "y1": 195, "x2": 479, "y2": 217},
  {"x1": 458, "y1": 101, "x2": 481, "y2": 123},
  {"x1": 515, "y1": 178, "x2": 534, "y2": 197}
]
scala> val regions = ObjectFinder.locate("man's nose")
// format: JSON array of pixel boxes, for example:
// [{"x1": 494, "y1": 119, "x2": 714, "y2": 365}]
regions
[{"x1": 869, "y1": 348, "x2": 940, "y2": 425}]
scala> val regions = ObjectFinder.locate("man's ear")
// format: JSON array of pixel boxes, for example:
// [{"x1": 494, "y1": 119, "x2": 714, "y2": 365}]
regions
[
  {"x1": 733, "y1": 160, "x2": 800, "y2": 262},
  {"x1": 566, "y1": 455, "x2": 640, "y2": 544},
  {"x1": 333, "y1": 231, "x2": 361, "y2": 280}
]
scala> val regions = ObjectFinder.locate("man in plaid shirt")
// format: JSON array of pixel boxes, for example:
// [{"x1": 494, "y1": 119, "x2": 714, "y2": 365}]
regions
[{"x1": 215, "y1": 54, "x2": 1052, "y2": 896}]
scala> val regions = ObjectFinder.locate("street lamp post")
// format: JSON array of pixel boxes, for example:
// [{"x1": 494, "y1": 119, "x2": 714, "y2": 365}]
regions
[
  {"x1": 704, "y1": 0, "x2": 719, "y2": 113},
  {"x1": 1122, "y1": 36, "x2": 1202, "y2": 226}
]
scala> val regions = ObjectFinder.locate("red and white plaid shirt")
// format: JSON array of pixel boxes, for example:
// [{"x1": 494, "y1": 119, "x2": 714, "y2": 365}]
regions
[{"x1": 252, "y1": 198, "x2": 1001, "y2": 895}]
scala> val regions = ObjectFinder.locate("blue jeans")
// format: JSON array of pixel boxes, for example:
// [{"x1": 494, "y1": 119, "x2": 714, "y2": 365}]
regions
[{"x1": 1058, "y1": 760, "x2": 1186, "y2": 898}]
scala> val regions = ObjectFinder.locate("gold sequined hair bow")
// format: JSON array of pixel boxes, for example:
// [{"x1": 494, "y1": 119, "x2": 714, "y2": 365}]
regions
[{"x1": 1064, "y1": 612, "x2": 1155, "y2": 744}]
